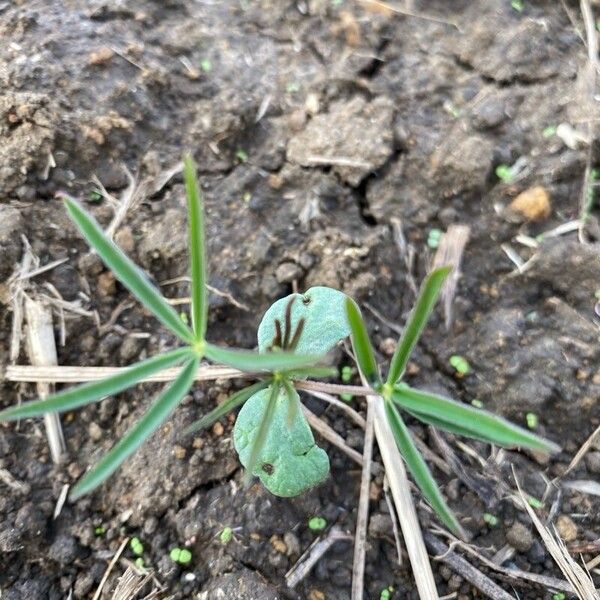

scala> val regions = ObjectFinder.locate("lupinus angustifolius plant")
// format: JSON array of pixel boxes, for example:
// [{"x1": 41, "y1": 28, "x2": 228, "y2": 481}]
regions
[{"x1": 0, "y1": 156, "x2": 559, "y2": 533}]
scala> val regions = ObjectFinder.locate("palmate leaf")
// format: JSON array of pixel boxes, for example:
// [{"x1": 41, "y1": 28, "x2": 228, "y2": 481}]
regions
[
  {"x1": 392, "y1": 387, "x2": 560, "y2": 453},
  {"x1": 64, "y1": 198, "x2": 194, "y2": 344},
  {"x1": 345, "y1": 298, "x2": 381, "y2": 388},
  {"x1": 183, "y1": 155, "x2": 208, "y2": 341},
  {"x1": 184, "y1": 380, "x2": 269, "y2": 435},
  {"x1": 204, "y1": 343, "x2": 323, "y2": 373},
  {"x1": 387, "y1": 266, "x2": 451, "y2": 385},
  {"x1": 384, "y1": 400, "x2": 463, "y2": 536},
  {"x1": 0, "y1": 347, "x2": 193, "y2": 421},
  {"x1": 71, "y1": 357, "x2": 199, "y2": 499}
]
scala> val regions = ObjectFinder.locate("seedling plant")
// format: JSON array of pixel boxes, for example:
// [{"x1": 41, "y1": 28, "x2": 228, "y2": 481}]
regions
[{"x1": 0, "y1": 156, "x2": 559, "y2": 535}]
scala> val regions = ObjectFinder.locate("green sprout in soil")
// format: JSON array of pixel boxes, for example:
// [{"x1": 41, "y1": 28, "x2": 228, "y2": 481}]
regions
[
  {"x1": 483, "y1": 513, "x2": 498, "y2": 527},
  {"x1": 340, "y1": 365, "x2": 354, "y2": 401},
  {"x1": 471, "y1": 399, "x2": 483, "y2": 408},
  {"x1": 427, "y1": 228, "x2": 442, "y2": 249},
  {"x1": 495, "y1": 164, "x2": 515, "y2": 184},
  {"x1": 380, "y1": 586, "x2": 394, "y2": 600},
  {"x1": 134, "y1": 557, "x2": 145, "y2": 570},
  {"x1": 219, "y1": 527, "x2": 233, "y2": 544},
  {"x1": 526, "y1": 412, "x2": 538, "y2": 430},
  {"x1": 94, "y1": 525, "x2": 106, "y2": 536},
  {"x1": 511, "y1": 0, "x2": 524, "y2": 12},
  {"x1": 0, "y1": 156, "x2": 559, "y2": 535},
  {"x1": 552, "y1": 593, "x2": 566, "y2": 600},
  {"x1": 200, "y1": 58, "x2": 212, "y2": 73},
  {"x1": 130, "y1": 537, "x2": 144, "y2": 556},
  {"x1": 449, "y1": 354, "x2": 471, "y2": 376},
  {"x1": 170, "y1": 547, "x2": 192, "y2": 565},
  {"x1": 542, "y1": 125, "x2": 557, "y2": 138},
  {"x1": 527, "y1": 496, "x2": 544, "y2": 510},
  {"x1": 235, "y1": 149, "x2": 248, "y2": 163},
  {"x1": 308, "y1": 516, "x2": 327, "y2": 531}
]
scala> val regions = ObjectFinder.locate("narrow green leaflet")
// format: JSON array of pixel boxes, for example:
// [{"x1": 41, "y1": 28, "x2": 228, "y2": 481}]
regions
[
  {"x1": 387, "y1": 266, "x2": 451, "y2": 385},
  {"x1": 345, "y1": 298, "x2": 381, "y2": 388},
  {"x1": 64, "y1": 198, "x2": 194, "y2": 344},
  {"x1": 183, "y1": 155, "x2": 208, "y2": 341},
  {"x1": 184, "y1": 380, "x2": 269, "y2": 435},
  {"x1": 258, "y1": 287, "x2": 350, "y2": 355},
  {"x1": 0, "y1": 348, "x2": 192, "y2": 421},
  {"x1": 234, "y1": 385, "x2": 329, "y2": 496},
  {"x1": 243, "y1": 381, "x2": 281, "y2": 482},
  {"x1": 71, "y1": 357, "x2": 199, "y2": 499},
  {"x1": 284, "y1": 366, "x2": 338, "y2": 380},
  {"x1": 392, "y1": 387, "x2": 560, "y2": 453},
  {"x1": 204, "y1": 343, "x2": 323, "y2": 372},
  {"x1": 384, "y1": 400, "x2": 463, "y2": 535},
  {"x1": 282, "y1": 378, "x2": 300, "y2": 428}
]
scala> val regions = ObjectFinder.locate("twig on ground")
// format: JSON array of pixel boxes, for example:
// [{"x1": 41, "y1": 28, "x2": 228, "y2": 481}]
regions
[
  {"x1": 285, "y1": 525, "x2": 352, "y2": 588},
  {"x1": 390, "y1": 217, "x2": 417, "y2": 296},
  {"x1": 578, "y1": 0, "x2": 599, "y2": 243},
  {"x1": 562, "y1": 423, "x2": 600, "y2": 479},
  {"x1": 364, "y1": 302, "x2": 403, "y2": 336},
  {"x1": 369, "y1": 382, "x2": 443, "y2": 597},
  {"x1": 24, "y1": 298, "x2": 66, "y2": 464},
  {"x1": 432, "y1": 225, "x2": 470, "y2": 330},
  {"x1": 351, "y1": 398, "x2": 374, "y2": 600},
  {"x1": 110, "y1": 566, "x2": 154, "y2": 600},
  {"x1": 0, "y1": 467, "x2": 30, "y2": 494},
  {"x1": 302, "y1": 406, "x2": 366, "y2": 469},
  {"x1": 93, "y1": 537, "x2": 130, "y2": 600},
  {"x1": 161, "y1": 275, "x2": 250, "y2": 311},
  {"x1": 302, "y1": 388, "x2": 366, "y2": 429},
  {"x1": 432, "y1": 526, "x2": 577, "y2": 594},
  {"x1": 515, "y1": 469, "x2": 599, "y2": 599},
  {"x1": 358, "y1": 0, "x2": 459, "y2": 29},
  {"x1": 53, "y1": 484, "x2": 70, "y2": 519},
  {"x1": 425, "y1": 532, "x2": 515, "y2": 600},
  {"x1": 383, "y1": 476, "x2": 403, "y2": 566}
]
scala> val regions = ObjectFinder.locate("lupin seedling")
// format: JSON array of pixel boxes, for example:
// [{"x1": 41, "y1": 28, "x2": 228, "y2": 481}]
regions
[{"x1": 0, "y1": 156, "x2": 559, "y2": 536}]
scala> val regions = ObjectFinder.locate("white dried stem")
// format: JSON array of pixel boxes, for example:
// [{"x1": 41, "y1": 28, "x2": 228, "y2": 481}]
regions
[
  {"x1": 351, "y1": 397, "x2": 375, "y2": 600},
  {"x1": 24, "y1": 298, "x2": 66, "y2": 464}
]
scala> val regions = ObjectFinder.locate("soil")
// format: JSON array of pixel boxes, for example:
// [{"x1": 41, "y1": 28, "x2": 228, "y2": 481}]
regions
[{"x1": 1, "y1": 1, "x2": 600, "y2": 599}]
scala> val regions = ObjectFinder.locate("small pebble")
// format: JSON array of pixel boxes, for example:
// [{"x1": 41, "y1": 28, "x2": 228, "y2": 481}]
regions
[
  {"x1": 89, "y1": 47, "x2": 114, "y2": 65},
  {"x1": 270, "y1": 535, "x2": 287, "y2": 554},
  {"x1": 556, "y1": 515, "x2": 577, "y2": 542},
  {"x1": 506, "y1": 521, "x2": 533, "y2": 552},
  {"x1": 585, "y1": 451, "x2": 600, "y2": 474},
  {"x1": 97, "y1": 271, "x2": 116, "y2": 297},
  {"x1": 275, "y1": 261, "x2": 303, "y2": 283},
  {"x1": 88, "y1": 422, "x2": 102, "y2": 442},
  {"x1": 173, "y1": 445, "x2": 187, "y2": 460},
  {"x1": 508, "y1": 186, "x2": 551, "y2": 222}
]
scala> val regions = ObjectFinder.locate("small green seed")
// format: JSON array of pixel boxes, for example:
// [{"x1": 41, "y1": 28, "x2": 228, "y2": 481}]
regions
[
  {"x1": 308, "y1": 516, "x2": 327, "y2": 531},
  {"x1": 449, "y1": 355, "x2": 471, "y2": 375},
  {"x1": 527, "y1": 496, "x2": 544, "y2": 509},
  {"x1": 483, "y1": 513, "x2": 498, "y2": 527},
  {"x1": 220, "y1": 527, "x2": 233, "y2": 544},
  {"x1": 341, "y1": 365, "x2": 353, "y2": 383},
  {"x1": 526, "y1": 412, "x2": 538, "y2": 429},
  {"x1": 380, "y1": 587, "x2": 394, "y2": 600},
  {"x1": 495, "y1": 164, "x2": 513, "y2": 183},
  {"x1": 427, "y1": 228, "x2": 442, "y2": 249},
  {"x1": 130, "y1": 537, "x2": 144, "y2": 556}
]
